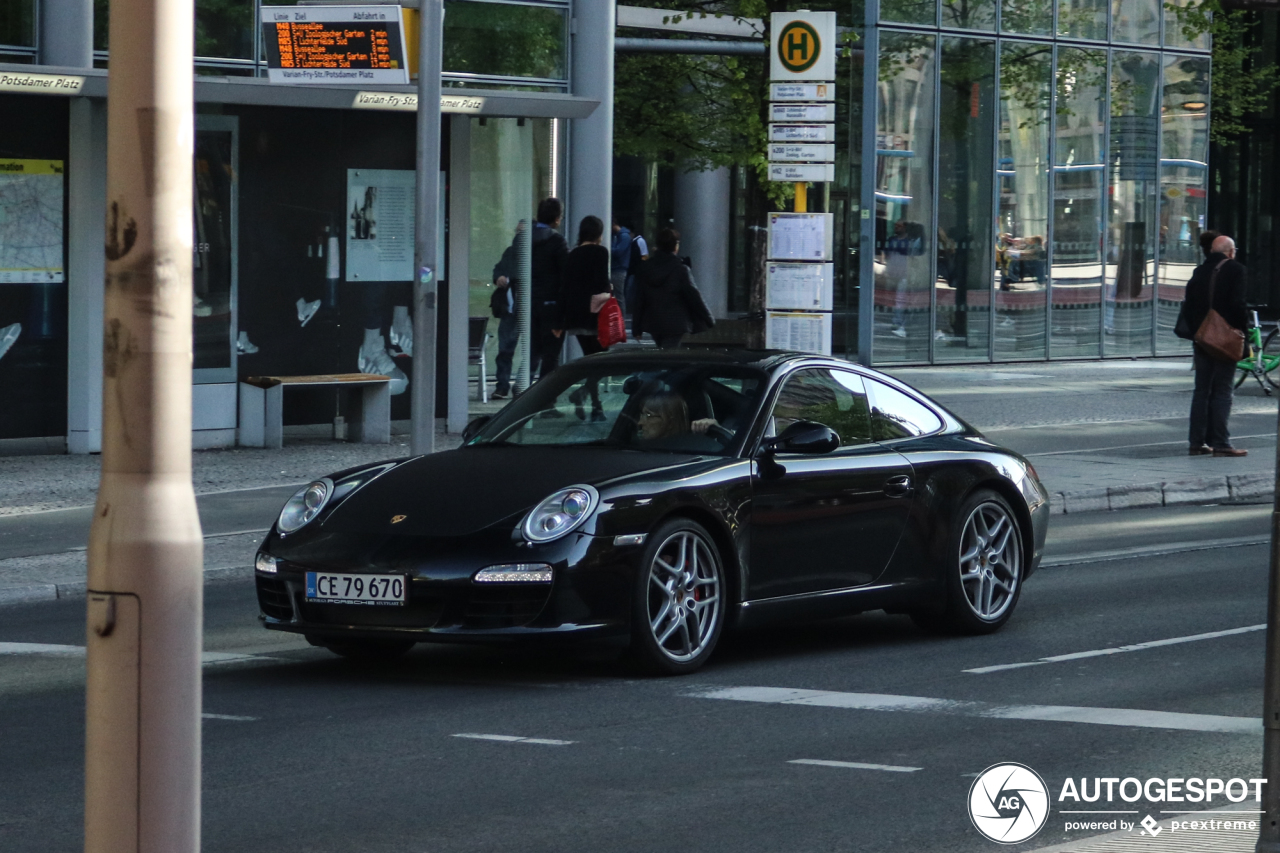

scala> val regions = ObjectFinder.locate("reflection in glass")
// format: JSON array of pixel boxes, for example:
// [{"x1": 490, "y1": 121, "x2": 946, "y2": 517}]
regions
[
  {"x1": 468, "y1": 117, "x2": 554, "y2": 413},
  {"x1": 444, "y1": 1, "x2": 567, "y2": 80},
  {"x1": 874, "y1": 33, "x2": 936, "y2": 363},
  {"x1": 0, "y1": 0, "x2": 35, "y2": 47},
  {"x1": 942, "y1": 0, "x2": 994, "y2": 31},
  {"x1": 197, "y1": 0, "x2": 254, "y2": 59},
  {"x1": 882, "y1": 0, "x2": 938, "y2": 26},
  {"x1": 1002, "y1": 0, "x2": 1053, "y2": 36},
  {"x1": 1057, "y1": 0, "x2": 1107, "y2": 40},
  {"x1": 1051, "y1": 48, "x2": 1107, "y2": 357},
  {"x1": 1113, "y1": 0, "x2": 1161, "y2": 44},
  {"x1": 1107, "y1": 51, "x2": 1161, "y2": 355},
  {"x1": 1164, "y1": 0, "x2": 1210, "y2": 51},
  {"x1": 1157, "y1": 55, "x2": 1209, "y2": 353},
  {"x1": 935, "y1": 37, "x2": 994, "y2": 361},
  {"x1": 995, "y1": 41, "x2": 1052, "y2": 359},
  {"x1": 194, "y1": 130, "x2": 235, "y2": 372}
]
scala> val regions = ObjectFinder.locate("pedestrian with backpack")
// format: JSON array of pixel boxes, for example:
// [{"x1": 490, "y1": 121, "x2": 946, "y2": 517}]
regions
[{"x1": 632, "y1": 228, "x2": 715, "y2": 349}]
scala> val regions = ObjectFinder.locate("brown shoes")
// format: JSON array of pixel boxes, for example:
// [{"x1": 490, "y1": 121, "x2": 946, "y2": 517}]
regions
[
  {"x1": 1189, "y1": 445, "x2": 1212, "y2": 456},
  {"x1": 1212, "y1": 447, "x2": 1248, "y2": 457}
]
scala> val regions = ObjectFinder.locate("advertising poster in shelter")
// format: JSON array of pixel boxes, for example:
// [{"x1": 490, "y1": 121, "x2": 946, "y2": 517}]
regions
[{"x1": 346, "y1": 168, "x2": 414, "y2": 282}]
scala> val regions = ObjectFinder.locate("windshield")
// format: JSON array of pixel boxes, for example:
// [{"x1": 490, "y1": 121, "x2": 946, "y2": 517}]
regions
[{"x1": 466, "y1": 361, "x2": 767, "y2": 456}]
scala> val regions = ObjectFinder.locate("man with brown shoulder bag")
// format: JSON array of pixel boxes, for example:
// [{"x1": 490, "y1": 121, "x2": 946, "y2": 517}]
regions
[{"x1": 1179, "y1": 234, "x2": 1249, "y2": 457}]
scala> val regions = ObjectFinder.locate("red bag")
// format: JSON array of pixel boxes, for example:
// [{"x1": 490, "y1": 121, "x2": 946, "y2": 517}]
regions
[{"x1": 597, "y1": 296, "x2": 626, "y2": 349}]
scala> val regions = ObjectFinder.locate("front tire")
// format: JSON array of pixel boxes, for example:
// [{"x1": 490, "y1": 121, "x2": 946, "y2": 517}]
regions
[
  {"x1": 629, "y1": 518, "x2": 726, "y2": 675},
  {"x1": 920, "y1": 489, "x2": 1024, "y2": 635}
]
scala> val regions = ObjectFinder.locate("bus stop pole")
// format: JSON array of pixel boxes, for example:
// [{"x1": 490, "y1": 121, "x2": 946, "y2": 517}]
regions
[{"x1": 411, "y1": 0, "x2": 444, "y2": 456}]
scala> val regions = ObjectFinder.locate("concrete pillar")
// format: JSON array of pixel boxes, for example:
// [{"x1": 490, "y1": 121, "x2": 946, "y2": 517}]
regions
[
  {"x1": 39, "y1": 0, "x2": 93, "y2": 67},
  {"x1": 568, "y1": 2, "x2": 614, "y2": 233},
  {"x1": 447, "y1": 116, "x2": 471, "y2": 433},
  {"x1": 673, "y1": 164, "x2": 731, "y2": 319},
  {"x1": 67, "y1": 97, "x2": 107, "y2": 454}
]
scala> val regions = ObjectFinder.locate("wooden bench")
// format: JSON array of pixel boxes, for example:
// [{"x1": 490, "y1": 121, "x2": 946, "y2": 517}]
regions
[{"x1": 238, "y1": 373, "x2": 391, "y2": 448}]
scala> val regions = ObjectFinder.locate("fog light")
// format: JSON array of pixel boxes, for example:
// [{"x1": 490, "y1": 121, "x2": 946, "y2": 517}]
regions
[
  {"x1": 255, "y1": 553, "x2": 278, "y2": 574},
  {"x1": 474, "y1": 563, "x2": 553, "y2": 583}
]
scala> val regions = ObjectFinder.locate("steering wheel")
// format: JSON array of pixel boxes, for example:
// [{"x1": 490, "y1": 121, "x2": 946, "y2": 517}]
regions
[{"x1": 705, "y1": 423, "x2": 734, "y2": 445}]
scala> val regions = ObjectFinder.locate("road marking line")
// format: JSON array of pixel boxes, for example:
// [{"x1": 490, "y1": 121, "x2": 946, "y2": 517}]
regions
[
  {"x1": 0, "y1": 642, "x2": 86, "y2": 655},
  {"x1": 0, "y1": 643, "x2": 276, "y2": 667},
  {"x1": 452, "y1": 733, "x2": 575, "y2": 745},
  {"x1": 1028, "y1": 432, "x2": 1277, "y2": 457},
  {"x1": 1042, "y1": 537, "x2": 1269, "y2": 568},
  {"x1": 690, "y1": 687, "x2": 1261, "y2": 734},
  {"x1": 965, "y1": 625, "x2": 1267, "y2": 674},
  {"x1": 1059, "y1": 810, "x2": 1137, "y2": 814},
  {"x1": 789, "y1": 759, "x2": 921, "y2": 772},
  {"x1": 202, "y1": 713, "x2": 257, "y2": 721}
]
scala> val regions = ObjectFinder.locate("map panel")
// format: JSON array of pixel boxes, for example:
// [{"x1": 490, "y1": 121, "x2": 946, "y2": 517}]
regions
[{"x1": 0, "y1": 159, "x2": 64, "y2": 284}]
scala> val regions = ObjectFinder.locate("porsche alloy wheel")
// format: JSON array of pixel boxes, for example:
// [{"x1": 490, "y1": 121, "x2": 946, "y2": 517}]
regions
[
  {"x1": 632, "y1": 519, "x2": 725, "y2": 674},
  {"x1": 954, "y1": 491, "x2": 1023, "y2": 631}
]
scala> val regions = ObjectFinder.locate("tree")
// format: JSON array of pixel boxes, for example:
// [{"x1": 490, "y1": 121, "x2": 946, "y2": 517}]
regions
[{"x1": 1167, "y1": 0, "x2": 1280, "y2": 142}]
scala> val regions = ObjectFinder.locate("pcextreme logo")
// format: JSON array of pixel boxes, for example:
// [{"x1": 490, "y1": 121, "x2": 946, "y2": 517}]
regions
[{"x1": 968, "y1": 763, "x2": 1051, "y2": 844}]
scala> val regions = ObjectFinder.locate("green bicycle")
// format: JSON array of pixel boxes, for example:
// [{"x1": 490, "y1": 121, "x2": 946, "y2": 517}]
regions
[{"x1": 1235, "y1": 310, "x2": 1280, "y2": 394}]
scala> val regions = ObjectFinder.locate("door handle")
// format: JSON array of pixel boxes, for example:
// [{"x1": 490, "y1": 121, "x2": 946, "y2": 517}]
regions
[{"x1": 884, "y1": 475, "x2": 912, "y2": 498}]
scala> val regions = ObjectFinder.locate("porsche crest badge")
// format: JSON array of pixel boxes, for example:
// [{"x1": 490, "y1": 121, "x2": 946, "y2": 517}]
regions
[{"x1": 390, "y1": 514, "x2": 407, "y2": 524}]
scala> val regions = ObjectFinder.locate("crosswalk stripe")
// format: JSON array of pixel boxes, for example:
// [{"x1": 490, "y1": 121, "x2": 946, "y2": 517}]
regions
[{"x1": 690, "y1": 687, "x2": 1261, "y2": 735}]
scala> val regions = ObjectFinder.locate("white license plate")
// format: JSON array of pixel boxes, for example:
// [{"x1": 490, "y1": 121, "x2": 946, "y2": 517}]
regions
[{"x1": 305, "y1": 572, "x2": 406, "y2": 606}]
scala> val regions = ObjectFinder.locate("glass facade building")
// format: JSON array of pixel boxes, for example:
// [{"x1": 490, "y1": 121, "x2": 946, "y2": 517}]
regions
[{"x1": 859, "y1": 0, "x2": 1210, "y2": 364}]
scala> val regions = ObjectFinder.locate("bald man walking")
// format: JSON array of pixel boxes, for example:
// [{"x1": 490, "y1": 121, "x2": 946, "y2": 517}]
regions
[{"x1": 1183, "y1": 235, "x2": 1249, "y2": 457}]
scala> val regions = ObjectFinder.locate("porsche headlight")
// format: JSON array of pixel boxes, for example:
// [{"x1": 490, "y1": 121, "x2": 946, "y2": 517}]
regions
[
  {"x1": 277, "y1": 479, "x2": 333, "y2": 535},
  {"x1": 521, "y1": 485, "x2": 599, "y2": 543}
]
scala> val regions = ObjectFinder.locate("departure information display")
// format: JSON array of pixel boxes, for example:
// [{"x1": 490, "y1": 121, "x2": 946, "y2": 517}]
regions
[{"x1": 262, "y1": 6, "x2": 409, "y2": 85}]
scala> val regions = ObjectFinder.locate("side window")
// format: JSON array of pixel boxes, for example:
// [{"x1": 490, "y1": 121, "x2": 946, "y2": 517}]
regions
[
  {"x1": 866, "y1": 379, "x2": 944, "y2": 440},
  {"x1": 769, "y1": 369, "x2": 873, "y2": 447}
]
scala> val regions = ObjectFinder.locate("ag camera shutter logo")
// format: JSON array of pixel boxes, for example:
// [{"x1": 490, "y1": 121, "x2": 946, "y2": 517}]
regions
[{"x1": 969, "y1": 763, "x2": 1050, "y2": 844}]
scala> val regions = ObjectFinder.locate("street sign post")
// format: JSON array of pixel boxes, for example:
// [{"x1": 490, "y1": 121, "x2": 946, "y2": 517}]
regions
[{"x1": 768, "y1": 143, "x2": 836, "y2": 163}]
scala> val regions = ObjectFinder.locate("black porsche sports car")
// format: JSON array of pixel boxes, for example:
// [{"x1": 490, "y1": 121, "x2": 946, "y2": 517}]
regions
[{"x1": 255, "y1": 349, "x2": 1049, "y2": 674}]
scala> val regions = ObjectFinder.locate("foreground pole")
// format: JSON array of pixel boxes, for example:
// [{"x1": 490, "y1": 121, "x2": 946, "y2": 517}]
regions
[
  {"x1": 410, "y1": 0, "x2": 444, "y2": 455},
  {"x1": 1258, "y1": 395, "x2": 1280, "y2": 852},
  {"x1": 84, "y1": 0, "x2": 203, "y2": 848}
]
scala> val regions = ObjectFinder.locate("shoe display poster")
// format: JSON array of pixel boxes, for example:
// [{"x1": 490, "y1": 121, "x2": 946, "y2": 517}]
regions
[
  {"x1": 0, "y1": 159, "x2": 64, "y2": 284},
  {"x1": 346, "y1": 168, "x2": 415, "y2": 282}
]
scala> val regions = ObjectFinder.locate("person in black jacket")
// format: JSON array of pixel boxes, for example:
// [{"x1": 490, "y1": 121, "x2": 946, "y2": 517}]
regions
[
  {"x1": 1183, "y1": 234, "x2": 1249, "y2": 457},
  {"x1": 632, "y1": 228, "x2": 714, "y2": 349},
  {"x1": 528, "y1": 198, "x2": 570, "y2": 379},
  {"x1": 560, "y1": 215, "x2": 612, "y2": 357}
]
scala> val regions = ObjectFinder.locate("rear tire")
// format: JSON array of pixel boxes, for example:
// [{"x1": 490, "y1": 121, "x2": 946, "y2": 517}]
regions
[
  {"x1": 629, "y1": 518, "x2": 726, "y2": 675},
  {"x1": 921, "y1": 489, "x2": 1024, "y2": 635},
  {"x1": 320, "y1": 638, "x2": 416, "y2": 661}
]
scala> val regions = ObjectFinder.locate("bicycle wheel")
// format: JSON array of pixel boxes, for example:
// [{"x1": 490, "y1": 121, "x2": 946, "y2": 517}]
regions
[{"x1": 1263, "y1": 328, "x2": 1280, "y2": 390}]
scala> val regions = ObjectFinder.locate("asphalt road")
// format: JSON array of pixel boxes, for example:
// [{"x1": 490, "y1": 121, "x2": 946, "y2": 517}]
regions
[{"x1": 0, "y1": 505, "x2": 1270, "y2": 852}]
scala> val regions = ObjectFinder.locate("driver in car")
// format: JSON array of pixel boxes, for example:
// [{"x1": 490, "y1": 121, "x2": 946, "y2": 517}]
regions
[{"x1": 636, "y1": 393, "x2": 720, "y2": 442}]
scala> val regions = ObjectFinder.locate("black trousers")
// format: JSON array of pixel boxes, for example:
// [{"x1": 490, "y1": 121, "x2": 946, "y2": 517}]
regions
[{"x1": 1189, "y1": 346, "x2": 1236, "y2": 448}]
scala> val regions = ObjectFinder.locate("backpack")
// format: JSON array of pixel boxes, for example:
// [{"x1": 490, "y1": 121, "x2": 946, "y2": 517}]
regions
[
  {"x1": 628, "y1": 235, "x2": 646, "y2": 275},
  {"x1": 597, "y1": 297, "x2": 627, "y2": 349}
]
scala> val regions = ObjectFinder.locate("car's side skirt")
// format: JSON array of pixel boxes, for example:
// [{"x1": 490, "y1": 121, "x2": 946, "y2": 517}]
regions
[{"x1": 735, "y1": 580, "x2": 932, "y2": 629}]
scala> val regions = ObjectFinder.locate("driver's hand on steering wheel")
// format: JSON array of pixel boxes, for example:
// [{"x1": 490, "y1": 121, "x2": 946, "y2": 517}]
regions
[{"x1": 690, "y1": 418, "x2": 720, "y2": 434}]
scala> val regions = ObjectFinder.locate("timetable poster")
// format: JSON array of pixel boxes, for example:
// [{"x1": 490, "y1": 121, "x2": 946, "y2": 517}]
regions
[
  {"x1": 767, "y1": 212, "x2": 833, "y2": 261},
  {"x1": 765, "y1": 311, "x2": 832, "y2": 355},
  {"x1": 766, "y1": 262, "x2": 833, "y2": 310},
  {"x1": 346, "y1": 169, "x2": 414, "y2": 282}
]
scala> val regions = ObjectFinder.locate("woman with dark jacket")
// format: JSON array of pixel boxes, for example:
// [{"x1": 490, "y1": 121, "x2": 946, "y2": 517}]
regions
[
  {"x1": 560, "y1": 215, "x2": 613, "y2": 357},
  {"x1": 632, "y1": 228, "x2": 714, "y2": 349}
]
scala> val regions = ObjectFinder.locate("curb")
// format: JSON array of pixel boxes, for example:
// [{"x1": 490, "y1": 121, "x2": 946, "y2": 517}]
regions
[
  {"x1": 1051, "y1": 473, "x2": 1274, "y2": 514},
  {"x1": 0, "y1": 565, "x2": 252, "y2": 607}
]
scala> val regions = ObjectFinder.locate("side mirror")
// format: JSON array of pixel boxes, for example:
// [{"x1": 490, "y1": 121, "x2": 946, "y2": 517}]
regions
[
  {"x1": 461, "y1": 415, "x2": 492, "y2": 443},
  {"x1": 763, "y1": 420, "x2": 841, "y2": 456}
]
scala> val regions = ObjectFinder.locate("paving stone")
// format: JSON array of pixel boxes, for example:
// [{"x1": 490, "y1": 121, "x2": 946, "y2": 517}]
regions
[
  {"x1": 1106, "y1": 483, "x2": 1163, "y2": 510},
  {"x1": 1162, "y1": 476, "x2": 1230, "y2": 506}
]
